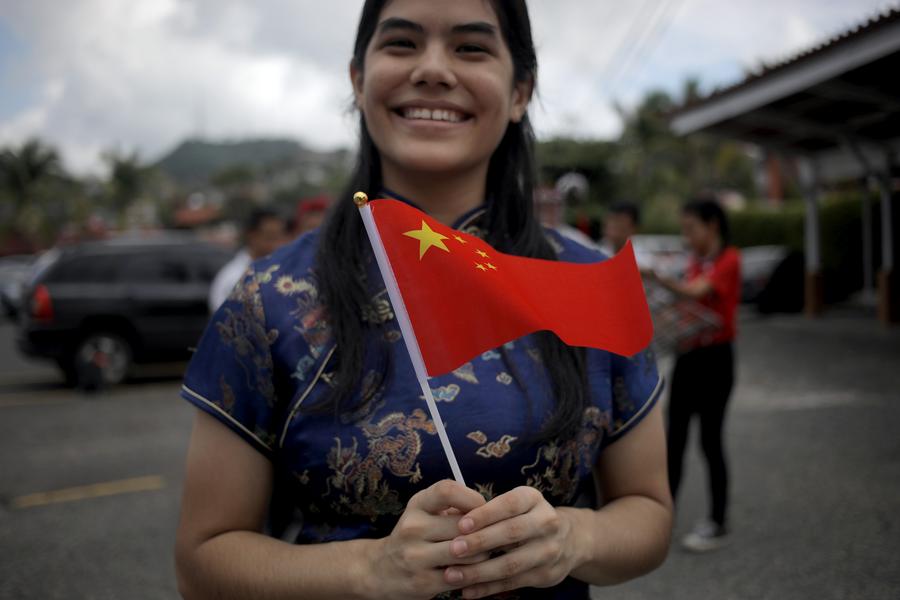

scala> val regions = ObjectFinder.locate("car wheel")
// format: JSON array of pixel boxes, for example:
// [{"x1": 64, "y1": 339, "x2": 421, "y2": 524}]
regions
[{"x1": 74, "y1": 332, "x2": 133, "y2": 389}]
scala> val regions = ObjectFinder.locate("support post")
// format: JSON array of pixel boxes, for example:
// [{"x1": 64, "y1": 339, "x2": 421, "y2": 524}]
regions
[
  {"x1": 876, "y1": 171, "x2": 897, "y2": 324},
  {"x1": 862, "y1": 186, "x2": 875, "y2": 301},
  {"x1": 798, "y1": 157, "x2": 824, "y2": 317}
]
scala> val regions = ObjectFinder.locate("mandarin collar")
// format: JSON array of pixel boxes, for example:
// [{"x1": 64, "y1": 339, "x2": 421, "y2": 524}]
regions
[{"x1": 380, "y1": 188, "x2": 488, "y2": 233}]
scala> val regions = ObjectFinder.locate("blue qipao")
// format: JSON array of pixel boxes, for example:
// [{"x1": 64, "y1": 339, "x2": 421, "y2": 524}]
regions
[{"x1": 181, "y1": 206, "x2": 662, "y2": 600}]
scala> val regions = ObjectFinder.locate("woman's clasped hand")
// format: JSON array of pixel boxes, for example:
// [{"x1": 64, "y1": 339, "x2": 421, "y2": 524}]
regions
[{"x1": 369, "y1": 480, "x2": 582, "y2": 599}]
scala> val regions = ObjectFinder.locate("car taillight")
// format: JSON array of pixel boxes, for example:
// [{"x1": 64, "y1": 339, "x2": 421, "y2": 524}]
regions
[{"x1": 31, "y1": 284, "x2": 54, "y2": 322}]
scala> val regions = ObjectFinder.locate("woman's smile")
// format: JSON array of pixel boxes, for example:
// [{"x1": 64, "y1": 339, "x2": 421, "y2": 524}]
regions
[{"x1": 391, "y1": 100, "x2": 474, "y2": 131}]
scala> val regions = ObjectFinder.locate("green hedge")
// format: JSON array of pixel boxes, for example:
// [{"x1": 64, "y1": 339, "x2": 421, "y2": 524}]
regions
[
  {"x1": 642, "y1": 194, "x2": 875, "y2": 303},
  {"x1": 729, "y1": 195, "x2": 872, "y2": 302}
]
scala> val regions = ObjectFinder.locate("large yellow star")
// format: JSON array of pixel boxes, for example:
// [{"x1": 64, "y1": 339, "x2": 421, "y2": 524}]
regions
[{"x1": 403, "y1": 220, "x2": 450, "y2": 260}]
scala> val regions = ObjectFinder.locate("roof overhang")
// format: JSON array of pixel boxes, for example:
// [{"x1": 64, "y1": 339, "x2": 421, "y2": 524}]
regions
[{"x1": 670, "y1": 13, "x2": 900, "y2": 182}]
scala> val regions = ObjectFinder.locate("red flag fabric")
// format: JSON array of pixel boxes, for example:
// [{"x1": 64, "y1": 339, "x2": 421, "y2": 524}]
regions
[{"x1": 368, "y1": 198, "x2": 653, "y2": 376}]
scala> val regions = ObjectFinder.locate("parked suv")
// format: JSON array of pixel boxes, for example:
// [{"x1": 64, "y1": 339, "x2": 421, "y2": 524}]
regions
[{"x1": 17, "y1": 234, "x2": 231, "y2": 387}]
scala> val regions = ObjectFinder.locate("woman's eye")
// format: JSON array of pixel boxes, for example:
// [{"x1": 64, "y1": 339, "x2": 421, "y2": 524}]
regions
[
  {"x1": 458, "y1": 44, "x2": 487, "y2": 54},
  {"x1": 384, "y1": 38, "x2": 415, "y2": 50}
]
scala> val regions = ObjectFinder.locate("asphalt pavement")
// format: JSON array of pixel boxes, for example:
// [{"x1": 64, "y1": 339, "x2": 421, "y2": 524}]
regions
[{"x1": 0, "y1": 309, "x2": 898, "y2": 600}]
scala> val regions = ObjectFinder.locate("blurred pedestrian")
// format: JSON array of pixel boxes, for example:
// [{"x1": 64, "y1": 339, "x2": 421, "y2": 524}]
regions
[
  {"x1": 600, "y1": 202, "x2": 640, "y2": 256},
  {"x1": 534, "y1": 186, "x2": 598, "y2": 250},
  {"x1": 208, "y1": 207, "x2": 288, "y2": 312},
  {"x1": 649, "y1": 197, "x2": 741, "y2": 553},
  {"x1": 293, "y1": 195, "x2": 332, "y2": 236}
]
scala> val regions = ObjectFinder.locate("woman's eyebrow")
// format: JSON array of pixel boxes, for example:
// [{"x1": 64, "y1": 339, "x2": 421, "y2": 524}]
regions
[
  {"x1": 451, "y1": 22, "x2": 498, "y2": 37},
  {"x1": 376, "y1": 18, "x2": 498, "y2": 38},
  {"x1": 377, "y1": 17, "x2": 424, "y2": 35}
]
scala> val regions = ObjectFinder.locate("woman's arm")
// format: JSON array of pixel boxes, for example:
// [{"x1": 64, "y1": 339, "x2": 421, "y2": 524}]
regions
[
  {"x1": 652, "y1": 271, "x2": 713, "y2": 300},
  {"x1": 439, "y1": 402, "x2": 672, "y2": 598},
  {"x1": 566, "y1": 400, "x2": 673, "y2": 585},
  {"x1": 175, "y1": 410, "x2": 487, "y2": 600},
  {"x1": 175, "y1": 410, "x2": 374, "y2": 599}
]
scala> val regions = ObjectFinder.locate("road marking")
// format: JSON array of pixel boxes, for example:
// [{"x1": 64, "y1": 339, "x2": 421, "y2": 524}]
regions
[
  {"x1": 0, "y1": 397, "x2": 72, "y2": 408},
  {"x1": 9, "y1": 475, "x2": 166, "y2": 509}
]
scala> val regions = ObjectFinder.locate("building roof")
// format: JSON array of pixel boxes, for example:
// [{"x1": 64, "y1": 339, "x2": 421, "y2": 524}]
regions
[{"x1": 676, "y1": 8, "x2": 900, "y2": 115}]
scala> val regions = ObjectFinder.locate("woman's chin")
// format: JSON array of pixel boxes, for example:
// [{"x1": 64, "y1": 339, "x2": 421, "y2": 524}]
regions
[{"x1": 387, "y1": 152, "x2": 481, "y2": 178}]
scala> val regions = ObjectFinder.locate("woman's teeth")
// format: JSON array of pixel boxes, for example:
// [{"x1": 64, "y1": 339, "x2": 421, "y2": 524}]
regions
[{"x1": 401, "y1": 108, "x2": 465, "y2": 123}]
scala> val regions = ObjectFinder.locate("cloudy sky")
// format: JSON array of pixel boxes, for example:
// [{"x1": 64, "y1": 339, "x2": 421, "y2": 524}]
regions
[{"x1": 0, "y1": 0, "x2": 895, "y2": 174}]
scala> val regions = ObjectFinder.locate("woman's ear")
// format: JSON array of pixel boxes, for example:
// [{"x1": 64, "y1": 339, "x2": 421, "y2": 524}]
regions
[
  {"x1": 350, "y1": 61, "x2": 364, "y2": 110},
  {"x1": 509, "y1": 77, "x2": 534, "y2": 124}
]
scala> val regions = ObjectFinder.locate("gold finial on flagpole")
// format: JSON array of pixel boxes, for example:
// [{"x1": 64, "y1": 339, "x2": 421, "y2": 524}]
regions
[{"x1": 353, "y1": 191, "x2": 369, "y2": 207}]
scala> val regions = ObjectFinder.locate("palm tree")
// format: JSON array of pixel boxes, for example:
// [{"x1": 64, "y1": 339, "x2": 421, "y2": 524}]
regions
[
  {"x1": 103, "y1": 149, "x2": 148, "y2": 213},
  {"x1": 0, "y1": 138, "x2": 63, "y2": 210}
]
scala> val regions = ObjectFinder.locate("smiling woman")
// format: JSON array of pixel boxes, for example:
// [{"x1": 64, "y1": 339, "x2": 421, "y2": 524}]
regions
[{"x1": 174, "y1": 2, "x2": 672, "y2": 599}]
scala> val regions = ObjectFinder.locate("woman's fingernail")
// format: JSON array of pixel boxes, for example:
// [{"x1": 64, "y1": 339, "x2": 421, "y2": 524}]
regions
[
  {"x1": 446, "y1": 568, "x2": 464, "y2": 583},
  {"x1": 459, "y1": 517, "x2": 474, "y2": 533},
  {"x1": 451, "y1": 539, "x2": 468, "y2": 556}
]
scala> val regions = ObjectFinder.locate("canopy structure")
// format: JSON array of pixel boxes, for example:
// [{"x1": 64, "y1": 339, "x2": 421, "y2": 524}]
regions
[{"x1": 671, "y1": 9, "x2": 900, "y2": 323}]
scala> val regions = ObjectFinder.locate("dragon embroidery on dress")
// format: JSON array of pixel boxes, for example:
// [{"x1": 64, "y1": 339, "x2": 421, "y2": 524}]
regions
[
  {"x1": 286, "y1": 270, "x2": 331, "y2": 359},
  {"x1": 324, "y1": 408, "x2": 437, "y2": 521},
  {"x1": 215, "y1": 267, "x2": 278, "y2": 408},
  {"x1": 520, "y1": 407, "x2": 609, "y2": 503}
]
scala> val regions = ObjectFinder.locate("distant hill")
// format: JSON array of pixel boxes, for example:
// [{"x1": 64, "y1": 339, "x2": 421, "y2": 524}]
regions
[{"x1": 154, "y1": 138, "x2": 345, "y2": 185}]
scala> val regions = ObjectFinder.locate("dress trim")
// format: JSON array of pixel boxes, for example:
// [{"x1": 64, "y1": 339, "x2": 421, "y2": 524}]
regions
[
  {"x1": 181, "y1": 384, "x2": 273, "y2": 452},
  {"x1": 609, "y1": 375, "x2": 665, "y2": 440},
  {"x1": 278, "y1": 345, "x2": 336, "y2": 448}
]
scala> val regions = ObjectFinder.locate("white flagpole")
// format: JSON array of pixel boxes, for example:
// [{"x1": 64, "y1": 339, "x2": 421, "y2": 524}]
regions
[{"x1": 355, "y1": 193, "x2": 466, "y2": 486}]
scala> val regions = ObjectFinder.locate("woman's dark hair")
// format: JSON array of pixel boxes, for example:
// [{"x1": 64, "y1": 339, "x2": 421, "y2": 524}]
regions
[
  {"x1": 683, "y1": 196, "x2": 730, "y2": 246},
  {"x1": 310, "y1": 0, "x2": 587, "y2": 442}
]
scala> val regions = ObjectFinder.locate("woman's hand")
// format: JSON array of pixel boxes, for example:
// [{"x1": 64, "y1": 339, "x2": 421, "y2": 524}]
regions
[
  {"x1": 440, "y1": 486, "x2": 586, "y2": 599},
  {"x1": 365, "y1": 480, "x2": 489, "y2": 600}
]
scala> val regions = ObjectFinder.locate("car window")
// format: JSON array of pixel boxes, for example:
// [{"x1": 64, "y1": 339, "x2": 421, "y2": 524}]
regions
[
  {"x1": 193, "y1": 252, "x2": 230, "y2": 283},
  {"x1": 118, "y1": 253, "x2": 190, "y2": 284},
  {"x1": 46, "y1": 254, "x2": 121, "y2": 283}
]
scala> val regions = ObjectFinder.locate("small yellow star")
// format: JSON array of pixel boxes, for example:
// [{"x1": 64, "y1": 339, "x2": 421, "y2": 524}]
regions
[
  {"x1": 475, "y1": 249, "x2": 490, "y2": 258},
  {"x1": 403, "y1": 220, "x2": 450, "y2": 260},
  {"x1": 486, "y1": 263, "x2": 497, "y2": 270},
  {"x1": 453, "y1": 235, "x2": 468, "y2": 244},
  {"x1": 475, "y1": 263, "x2": 488, "y2": 271}
]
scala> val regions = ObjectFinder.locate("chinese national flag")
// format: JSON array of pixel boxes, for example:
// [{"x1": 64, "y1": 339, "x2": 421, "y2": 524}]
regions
[{"x1": 368, "y1": 199, "x2": 653, "y2": 376}]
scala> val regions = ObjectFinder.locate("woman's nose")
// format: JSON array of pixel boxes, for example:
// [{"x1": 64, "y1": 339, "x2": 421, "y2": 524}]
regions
[{"x1": 409, "y1": 45, "x2": 457, "y2": 89}]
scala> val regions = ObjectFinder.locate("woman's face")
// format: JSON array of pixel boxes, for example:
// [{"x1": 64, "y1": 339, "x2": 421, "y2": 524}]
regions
[
  {"x1": 352, "y1": 0, "x2": 531, "y2": 181},
  {"x1": 680, "y1": 213, "x2": 718, "y2": 255}
]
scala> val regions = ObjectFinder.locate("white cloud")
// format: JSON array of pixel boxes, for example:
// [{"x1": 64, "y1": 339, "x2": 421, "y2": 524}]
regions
[{"x1": 0, "y1": 0, "x2": 893, "y2": 174}]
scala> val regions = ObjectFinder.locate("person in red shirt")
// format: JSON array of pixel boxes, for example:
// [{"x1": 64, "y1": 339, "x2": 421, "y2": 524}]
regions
[{"x1": 652, "y1": 198, "x2": 740, "y2": 553}]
